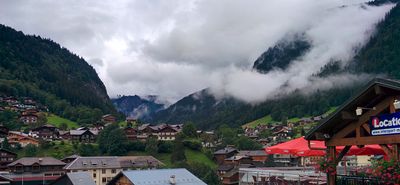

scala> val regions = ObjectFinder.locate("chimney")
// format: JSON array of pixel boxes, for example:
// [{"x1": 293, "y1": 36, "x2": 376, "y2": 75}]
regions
[
  {"x1": 38, "y1": 158, "x2": 43, "y2": 163},
  {"x1": 169, "y1": 175, "x2": 176, "y2": 185}
]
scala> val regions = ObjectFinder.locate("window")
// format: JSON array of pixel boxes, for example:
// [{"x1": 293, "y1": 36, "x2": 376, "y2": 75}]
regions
[
  {"x1": 111, "y1": 169, "x2": 116, "y2": 173},
  {"x1": 102, "y1": 177, "x2": 106, "y2": 182},
  {"x1": 93, "y1": 173, "x2": 96, "y2": 178},
  {"x1": 102, "y1": 169, "x2": 106, "y2": 174}
]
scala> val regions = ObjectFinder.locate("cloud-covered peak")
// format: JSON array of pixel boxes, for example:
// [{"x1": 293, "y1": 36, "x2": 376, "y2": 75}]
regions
[{"x1": 0, "y1": 0, "x2": 394, "y2": 103}]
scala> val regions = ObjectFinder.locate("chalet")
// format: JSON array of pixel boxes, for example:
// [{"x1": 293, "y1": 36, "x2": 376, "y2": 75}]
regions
[
  {"x1": 224, "y1": 155, "x2": 253, "y2": 166},
  {"x1": 0, "y1": 148, "x2": 17, "y2": 171},
  {"x1": 237, "y1": 150, "x2": 268, "y2": 163},
  {"x1": 107, "y1": 168, "x2": 207, "y2": 185},
  {"x1": 214, "y1": 147, "x2": 239, "y2": 165},
  {"x1": 101, "y1": 114, "x2": 116, "y2": 124},
  {"x1": 3, "y1": 97, "x2": 17, "y2": 104},
  {"x1": 156, "y1": 124, "x2": 180, "y2": 141},
  {"x1": 7, "y1": 157, "x2": 66, "y2": 183},
  {"x1": 70, "y1": 129, "x2": 98, "y2": 143},
  {"x1": 124, "y1": 127, "x2": 137, "y2": 141},
  {"x1": 256, "y1": 138, "x2": 270, "y2": 146},
  {"x1": 50, "y1": 172, "x2": 96, "y2": 185},
  {"x1": 221, "y1": 167, "x2": 239, "y2": 185},
  {"x1": 30, "y1": 124, "x2": 59, "y2": 140},
  {"x1": 23, "y1": 98, "x2": 36, "y2": 105},
  {"x1": 0, "y1": 124, "x2": 9, "y2": 138},
  {"x1": 217, "y1": 164, "x2": 235, "y2": 177},
  {"x1": 21, "y1": 109, "x2": 38, "y2": 115},
  {"x1": 59, "y1": 131, "x2": 70, "y2": 140},
  {"x1": 8, "y1": 131, "x2": 39, "y2": 147},
  {"x1": 19, "y1": 114, "x2": 38, "y2": 124},
  {"x1": 64, "y1": 156, "x2": 122, "y2": 185},
  {"x1": 64, "y1": 155, "x2": 164, "y2": 185}
]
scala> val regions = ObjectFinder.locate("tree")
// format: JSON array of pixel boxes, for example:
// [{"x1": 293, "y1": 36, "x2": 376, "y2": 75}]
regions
[
  {"x1": 97, "y1": 124, "x2": 128, "y2": 155},
  {"x1": 37, "y1": 112, "x2": 47, "y2": 124},
  {"x1": 1, "y1": 137, "x2": 11, "y2": 150},
  {"x1": 258, "y1": 129, "x2": 272, "y2": 139},
  {"x1": 79, "y1": 144, "x2": 98, "y2": 156},
  {"x1": 236, "y1": 136, "x2": 262, "y2": 150},
  {"x1": 24, "y1": 144, "x2": 38, "y2": 157},
  {"x1": 182, "y1": 122, "x2": 197, "y2": 138},
  {"x1": 158, "y1": 141, "x2": 174, "y2": 153},
  {"x1": 186, "y1": 161, "x2": 220, "y2": 185},
  {"x1": 59, "y1": 122, "x2": 68, "y2": 130},
  {"x1": 217, "y1": 124, "x2": 237, "y2": 146},
  {"x1": 145, "y1": 137, "x2": 158, "y2": 156},
  {"x1": 171, "y1": 134, "x2": 186, "y2": 163}
]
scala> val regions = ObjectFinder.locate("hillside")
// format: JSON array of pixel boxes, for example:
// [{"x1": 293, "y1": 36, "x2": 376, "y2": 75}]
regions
[
  {"x1": 112, "y1": 95, "x2": 164, "y2": 120},
  {"x1": 0, "y1": 24, "x2": 116, "y2": 124},
  {"x1": 152, "y1": 2, "x2": 400, "y2": 129}
]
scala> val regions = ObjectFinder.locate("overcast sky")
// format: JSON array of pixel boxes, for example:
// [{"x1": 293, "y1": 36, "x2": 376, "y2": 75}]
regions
[{"x1": 0, "y1": 0, "x2": 394, "y2": 104}]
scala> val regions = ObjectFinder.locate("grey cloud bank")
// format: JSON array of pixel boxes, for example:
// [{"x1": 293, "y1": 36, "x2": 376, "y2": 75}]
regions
[{"x1": 0, "y1": 0, "x2": 393, "y2": 103}]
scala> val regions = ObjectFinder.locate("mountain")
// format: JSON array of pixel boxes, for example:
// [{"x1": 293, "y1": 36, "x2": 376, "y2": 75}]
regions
[
  {"x1": 112, "y1": 95, "x2": 164, "y2": 120},
  {"x1": 0, "y1": 24, "x2": 116, "y2": 124},
  {"x1": 152, "y1": 2, "x2": 400, "y2": 129},
  {"x1": 253, "y1": 36, "x2": 310, "y2": 73}
]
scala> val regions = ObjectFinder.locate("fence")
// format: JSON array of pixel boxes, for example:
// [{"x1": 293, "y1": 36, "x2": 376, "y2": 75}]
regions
[
  {"x1": 239, "y1": 167, "x2": 327, "y2": 185},
  {"x1": 336, "y1": 175, "x2": 380, "y2": 185}
]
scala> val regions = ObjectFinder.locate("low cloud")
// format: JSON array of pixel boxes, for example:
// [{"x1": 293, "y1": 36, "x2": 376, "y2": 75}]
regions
[{"x1": 0, "y1": 0, "x2": 394, "y2": 103}]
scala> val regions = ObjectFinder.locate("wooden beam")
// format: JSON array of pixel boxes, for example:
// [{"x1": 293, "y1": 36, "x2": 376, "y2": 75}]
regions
[
  {"x1": 390, "y1": 102, "x2": 396, "y2": 113},
  {"x1": 362, "y1": 123, "x2": 371, "y2": 134},
  {"x1": 341, "y1": 111, "x2": 358, "y2": 121},
  {"x1": 327, "y1": 146, "x2": 336, "y2": 185},
  {"x1": 335, "y1": 145, "x2": 351, "y2": 164},
  {"x1": 356, "y1": 126, "x2": 360, "y2": 138},
  {"x1": 331, "y1": 96, "x2": 394, "y2": 140},
  {"x1": 327, "y1": 134, "x2": 400, "y2": 146},
  {"x1": 394, "y1": 144, "x2": 399, "y2": 161},
  {"x1": 374, "y1": 85, "x2": 385, "y2": 95}
]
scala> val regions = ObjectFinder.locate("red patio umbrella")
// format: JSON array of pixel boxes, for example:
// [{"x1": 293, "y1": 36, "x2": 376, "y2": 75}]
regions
[{"x1": 265, "y1": 137, "x2": 385, "y2": 157}]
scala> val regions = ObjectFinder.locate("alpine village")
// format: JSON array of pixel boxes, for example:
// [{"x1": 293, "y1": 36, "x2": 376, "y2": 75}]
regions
[{"x1": 2, "y1": 0, "x2": 400, "y2": 185}]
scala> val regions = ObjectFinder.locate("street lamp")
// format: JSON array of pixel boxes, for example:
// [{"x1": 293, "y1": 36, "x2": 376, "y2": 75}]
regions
[{"x1": 355, "y1": 107, "x2": 376, "y2": 116}]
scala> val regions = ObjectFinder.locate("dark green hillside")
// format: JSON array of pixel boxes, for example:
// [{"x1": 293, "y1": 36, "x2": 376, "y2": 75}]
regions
[
  {"x1": 0, "y1": 24, "x2": 116, "y2": 123},
  {"x1": 350, "y1": 2, "x2": 400, "y2": 77},
  {"x1": 253, "y1": 37, "x2": 310, "y2": 73}
]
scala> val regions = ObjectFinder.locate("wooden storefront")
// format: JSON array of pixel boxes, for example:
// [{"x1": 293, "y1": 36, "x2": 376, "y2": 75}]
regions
[{"x1": 306, "y1": 78, "x2": 400, "y2": 185}]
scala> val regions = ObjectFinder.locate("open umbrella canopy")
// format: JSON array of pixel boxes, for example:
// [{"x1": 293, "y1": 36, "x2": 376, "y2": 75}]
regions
[{"x1": 265, "y1": 137, "x2": 385, "y2": 157}]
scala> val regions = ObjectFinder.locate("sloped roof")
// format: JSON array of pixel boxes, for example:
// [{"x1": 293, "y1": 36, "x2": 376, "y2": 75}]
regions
[
  {"x1": 0, "y1": 148, "x2": 17, "y2": 156},
  {"x1": 238, "y1": 150, "x2": 268, "y2": 157},
  {"x1": 118, "y1": 156, "x2": 164, "y2": 168},
  {"x1": 214, "y1": 147, "x2": 238, "y2": 155},
  {"x1": 70, "y1": 129, "x2": 98, "y2": 136},
  {"x1": 64, "y1": 156, "x2": 121, "y2": 170},
  {"x1": 110, "y1": 168, "x2": 207, "y2": 185},
  {"x1": 8, "y1": 157, "x2": 65, "y2": 166},
  {"x1": 306, "y1": 78, "x2": 400, "y2": 140},
  {"x1": 62, "y1": 154, "x2": 80, "y2": 160},
  {"x1": 67, "y1": 172, "x2": 96, "y2": 185},
  {"x1": 49, "y1": 172, "x2": 96, "y2": 185}
]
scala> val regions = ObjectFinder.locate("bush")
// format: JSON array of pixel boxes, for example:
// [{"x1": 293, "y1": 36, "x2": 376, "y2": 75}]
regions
[
  {"x1": 126, "y1": 141, "x2": 146, "y2": 152},
  {"x1": 158, "y1": 141, "x2": 174, "y2": 153},
  {"x1": 183, "y1": 140, "x2": 202, "y2": 151}
]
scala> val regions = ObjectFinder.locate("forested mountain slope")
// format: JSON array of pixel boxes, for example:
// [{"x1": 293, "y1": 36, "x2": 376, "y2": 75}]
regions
[{"x1": 0, "y1": 24, "x2": 116, "y2": 124}]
